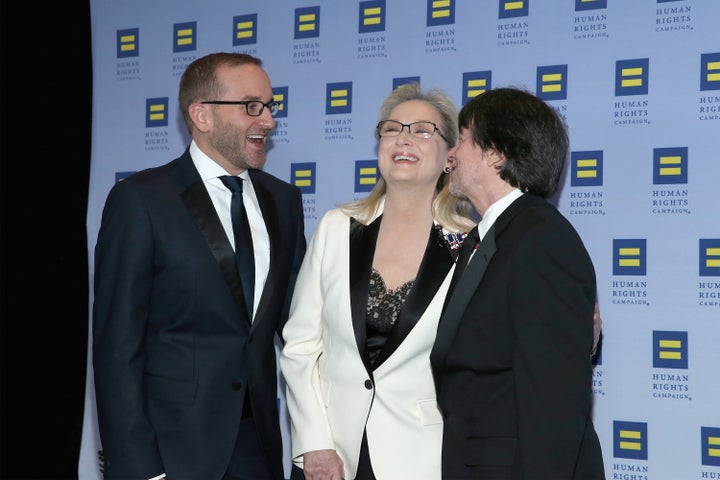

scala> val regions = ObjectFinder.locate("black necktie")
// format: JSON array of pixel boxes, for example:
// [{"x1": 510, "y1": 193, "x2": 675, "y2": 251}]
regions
[
  {"x1": 447, "y1": 225, "x2": 480, "y2": 297},
  {"x1": 220, "y1": 175, "x2": 255, "y2": 318}
]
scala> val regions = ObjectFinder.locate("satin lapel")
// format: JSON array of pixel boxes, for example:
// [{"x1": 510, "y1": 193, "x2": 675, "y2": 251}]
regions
[
  {"x1": 349, "y1": 216, "x2": 381, "y2": 373},
  {"x1": 373, "y1": 226, "x2": 453, "y2": 368},
  {"x1": 181, "y1": 179, "x2": 250, "y2": 321},
  {"x1": 250, "y1": 172, "x2": 280, "y2": 328},
  {"x1": 431, "y1": 225, "x2": 496, "y2": 384}
]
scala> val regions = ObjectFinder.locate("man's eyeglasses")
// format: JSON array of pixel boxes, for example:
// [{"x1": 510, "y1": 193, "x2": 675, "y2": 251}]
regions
[
  {"x1": 376, "y1": 120, "x2": 450, "y2": 144},
  {"x1": 201, "y1": 100, "x2": 280, "y2": 117}
]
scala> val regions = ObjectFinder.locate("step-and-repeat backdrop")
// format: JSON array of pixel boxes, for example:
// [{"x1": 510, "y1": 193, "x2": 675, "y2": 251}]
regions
[{"x1": 80, "y1": 1, "x2": 720, "y2": 478}]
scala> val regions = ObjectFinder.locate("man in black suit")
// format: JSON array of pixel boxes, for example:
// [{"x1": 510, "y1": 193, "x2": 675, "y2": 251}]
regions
[
  {"x1": 431, "y1": 87, "x2": 605, "y2": 479},
  {"x1": 92, "y1": 52, "x2": 306, "y2": 480}
]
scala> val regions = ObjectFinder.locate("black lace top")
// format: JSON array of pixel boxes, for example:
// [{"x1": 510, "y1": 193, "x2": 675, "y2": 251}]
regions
[
  {"x1": 362, "y1": 224, "x2": 469, "y2": 367},
  {"x1": 365, "y1": 268, "x2": 414, "y2": 367},
  {"x1": 367, "y1": 268, "x2": 415, "y2": 334}
]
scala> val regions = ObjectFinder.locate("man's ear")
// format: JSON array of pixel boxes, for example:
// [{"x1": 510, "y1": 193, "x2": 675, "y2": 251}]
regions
[
  {"x1": 485, "y1": 149, "x2": 505, "y2": 167},
  {"x1": 189, "y1": 103, "x2": 212, "y2": 133}
]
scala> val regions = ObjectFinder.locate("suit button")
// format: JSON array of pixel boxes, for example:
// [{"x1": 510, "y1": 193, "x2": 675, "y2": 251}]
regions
[
  {"x1": 232, "y1": 381, "x2": 243, "y2": 391},
  {"x1": 364, "y1": 379, "x2": 373, "y2": 390}
]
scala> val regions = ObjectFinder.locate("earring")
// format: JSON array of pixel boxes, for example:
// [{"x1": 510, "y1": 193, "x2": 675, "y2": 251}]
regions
[{"x1": 443, "y1": 166, "x2": 452, "y2": 173}]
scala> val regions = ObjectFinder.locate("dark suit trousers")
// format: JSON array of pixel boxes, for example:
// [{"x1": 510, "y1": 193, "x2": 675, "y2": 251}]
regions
[{"x1": 224, "y1": 417, "x2": 273, "y2": 480}]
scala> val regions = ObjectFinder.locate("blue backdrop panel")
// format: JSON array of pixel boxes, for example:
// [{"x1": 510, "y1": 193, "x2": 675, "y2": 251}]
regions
[{"x1": 81, "y1": 1, "x2": 720, "y2": 479}]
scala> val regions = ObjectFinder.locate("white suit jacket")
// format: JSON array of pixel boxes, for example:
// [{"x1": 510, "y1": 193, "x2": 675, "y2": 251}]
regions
[{"x1": 280, "y1": 206, "x2": 458, "y2": 479}]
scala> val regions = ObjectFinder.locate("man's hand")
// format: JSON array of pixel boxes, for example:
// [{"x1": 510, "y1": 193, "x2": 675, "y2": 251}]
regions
[{"x1": 303, "y1": 449, "x2": 344, "y2": 480}]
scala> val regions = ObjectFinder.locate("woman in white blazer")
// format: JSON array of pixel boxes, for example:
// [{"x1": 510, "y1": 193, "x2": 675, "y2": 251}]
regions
[{"x1": 280, "y1": 83, "x2": 476, "y2": 480}]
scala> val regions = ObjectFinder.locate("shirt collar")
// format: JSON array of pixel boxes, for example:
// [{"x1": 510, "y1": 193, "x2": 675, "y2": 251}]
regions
[{"x1": 477, "y1": 188, "x2": 523, "y2": 240}]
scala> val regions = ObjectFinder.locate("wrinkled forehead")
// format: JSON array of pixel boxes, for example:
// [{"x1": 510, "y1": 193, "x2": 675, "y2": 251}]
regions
[{"x1": 388, "y1": 100, "x2": 442, "y2": 124}]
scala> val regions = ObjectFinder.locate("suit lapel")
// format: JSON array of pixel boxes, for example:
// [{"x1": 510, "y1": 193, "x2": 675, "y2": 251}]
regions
[
  {"x1": 349, "y1": 216, "x2": 381, "y2": 373},
  {"x1": 373, "y1": 225, "x2": 453, "y2": 368},
  {"x1": 181, "y1": 177, "x2": 250, "y2": 322},
  {"x1": 431, "y1": 225, "x2": 496, "y2": 385}
]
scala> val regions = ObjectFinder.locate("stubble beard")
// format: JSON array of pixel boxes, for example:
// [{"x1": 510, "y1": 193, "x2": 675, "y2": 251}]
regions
[{"x1": 212, "y1": 118, "x2": 267, "y2": 171}]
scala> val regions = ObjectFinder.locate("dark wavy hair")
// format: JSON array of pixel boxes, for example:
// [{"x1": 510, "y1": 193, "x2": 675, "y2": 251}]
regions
[{"x1": 458, "y1": 87, "x2": 568, "y2": 198}]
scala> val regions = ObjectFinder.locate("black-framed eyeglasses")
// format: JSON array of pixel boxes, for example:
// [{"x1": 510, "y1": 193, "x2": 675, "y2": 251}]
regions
[
  {"x1": 376, "y1": 120, "x2": 450, "y2": 143},
  {"x1": 201, "y1": 100, "x2": 280, "y2": 117}
]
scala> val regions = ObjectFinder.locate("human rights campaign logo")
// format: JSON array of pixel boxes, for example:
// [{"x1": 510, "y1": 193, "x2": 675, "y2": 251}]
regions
[
  {"x1": 146, "y1": 98, "x2": 169, "y2": 128},
  {"x1": 292, "y1": 163, "x2": 316, "y2": 194},
  {"x1": 537, "y1": 65, "x2": 567, "y2": 101},
  {"x1": 700, "y1": 52, "x2": 720, "y2": 91},
  {"x1": 613, "y1": 421, "x2": 648, "y2": 460},
  {"x1": 355, "y1": 160, "x2": 379, "y2": 193},
  {"x1": 393, "y1": 77, "x2": 420, "y2": 90},
  {"x1": 295, "y1": 6, "x2": 320, "y2": 39},
  {"x1": 653, "y1": 330, "x2": 688, "y2": 369},
  {"x1": 575, "y1": 0, "x2": 606, "y2": 11},
  {"x1": 699, "y1": 239, "x2": 720, "y2": 277},
  {"x1": 173, "y1": 22, "x2": 196, "y2": 53},
  {"x1": 326, "y1": 82, "x2": 352, "y2": 115},
  {"x1": 233, "y1": 14, "x2": 257, "y2": 46},
  {"x1": 117, "y1": 28, "x2": 139, "y2": 58},
  {"x1": 702, "y1": 426, "x2": 720, "y2": 467},
  {"x1": 613, "y1": 239, "x2": 646, "y2": 276},
  {"x1": 359, "y1": 0, "x2": 385, "y2": 33},
  {"x1": 571, "y1": 151, "x2": 603, "y2": 187},
  {"x1": 427, "y1": 0, "x2": 455, "y2": 27},
  {"x1": 499, "y1": 0, "x2": 529, "y2": 19},
  {"x1": 462, "y1": 71, "x2": 492, "y2": 105},
  {"x1": 273, "y1": 87, "x2": 289, "y2": 119},
  {"x1": 615, "y1": 58, "x2": 649, "y2": 96},
  {"x1": 653, "y1": 147, "x2": 687, "y2": 185}
]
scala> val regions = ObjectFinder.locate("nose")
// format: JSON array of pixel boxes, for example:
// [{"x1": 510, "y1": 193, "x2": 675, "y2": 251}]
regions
[
  {"x1": 258, "y1": 108, "x2": 276, "y2": 129},
  {"x1": 394, "y1": 125, "x2": 413, "y2": 144}
]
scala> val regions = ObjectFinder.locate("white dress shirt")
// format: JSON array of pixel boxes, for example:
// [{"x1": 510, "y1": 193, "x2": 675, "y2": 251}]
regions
[
  {"x1": 477, "y1": 188, "x2": 523, "y2": 241},
  {"x1": 189, "y1": 140, "x2": 270, "y2": 321}
]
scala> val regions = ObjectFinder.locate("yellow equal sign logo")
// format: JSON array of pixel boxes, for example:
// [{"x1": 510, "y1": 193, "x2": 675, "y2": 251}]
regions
[
  {"x1": 330, "y1": 89, "x2": 348, "y2": 108},
  {"x1": 613, "y1": 239, "x2": 645, "y2": 275},
  {"x1": 467, "y1": 78, "x2": 487, "y2": 97},
  {"x1": 576, "y1": 158, "x2": 597, "y2": 178},
  {"x1": 294, "y1": 169, "x2": 312, "y2": 188},
  {"x1": 326, "y1": 82, "x2": 352, "y2": 114},
  {"x1": 658, "y1": 339, "x2": 682, "y2": 360},
  {"x1": 359, "y1": 166, "x2": 377, "y2": 185},
  {"x1": 621, "y1": 66, "x2": 643, "y2": 88},
  {"x1": 176, "y1": 28, "x2": 193, "y2": 46},
  {"x1": 236, "y1": 20, "x2": 253, "y2": 40},
  {"x1": 658, "y1": 154, "x2": 681, "y2": 177},
  {"x1": 504, "y1": 1, "x2": 524, "y2": 13},
  {"x1": 618, "y1": 247, "x2": 641, "y2": 268},
  {"x1": 117, "y1": 28, "x2": 139, "y2": 58},
  {"x1": 618, "y1": 429, "x2": 642, "y2": 451},
  {"x1": 295, "y1": 7, "x2": 320, "y2": 39},
  {"x1": 614, "y1": 421, "x2": 647, "y2": 460},
  {"x1": 119, "y1": 33, "x2": 136, "y2": 52},
  {"x1": 616, "y1": 58, "x2": 649, "y2": 96},
  {"x1": 363, "y1": 6, "x2": 381, "y2": 26},
  {"x1": 431, "y1": 0, "x2": 451, "y2": 19},
  {"x1": 541, "y1": 72, "x2": 563, "y2": 93}
]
